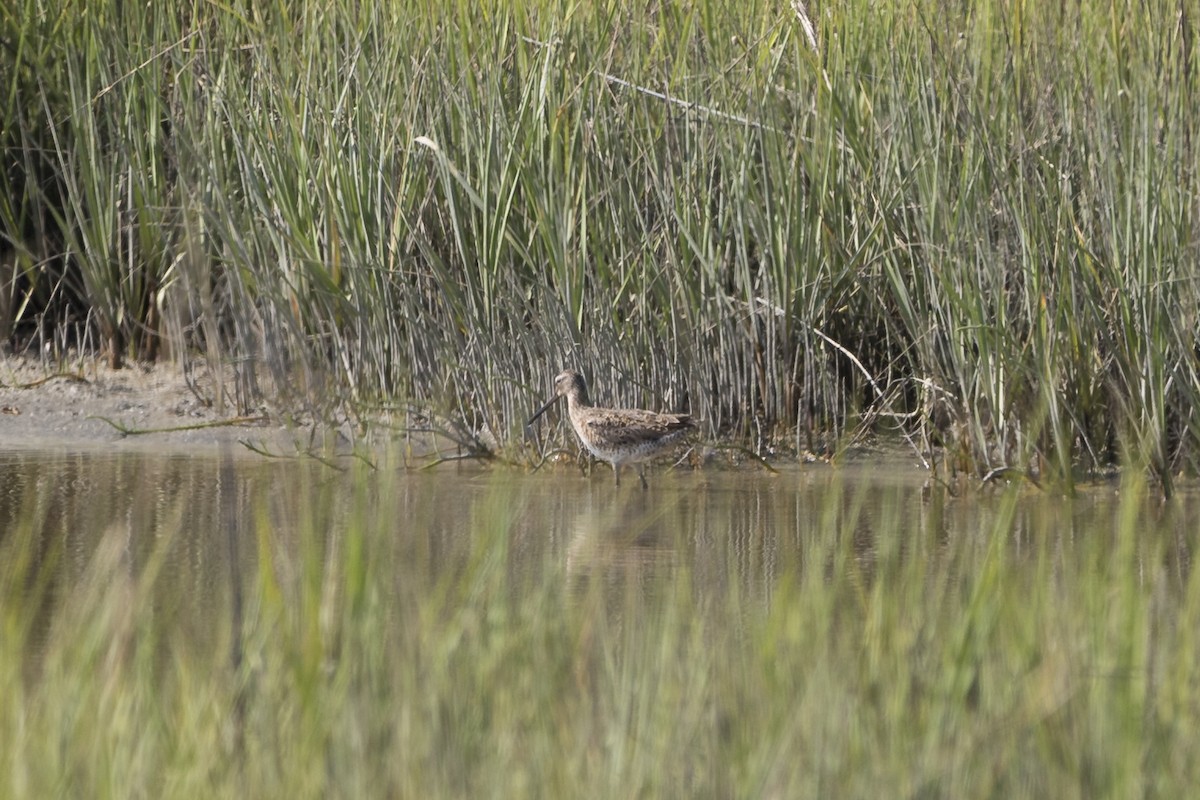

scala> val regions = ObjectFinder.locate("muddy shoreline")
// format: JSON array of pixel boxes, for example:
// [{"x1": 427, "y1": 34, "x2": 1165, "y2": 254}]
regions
[{"x1": 0, "y1": 355, "x2": 298, "y2": 454}]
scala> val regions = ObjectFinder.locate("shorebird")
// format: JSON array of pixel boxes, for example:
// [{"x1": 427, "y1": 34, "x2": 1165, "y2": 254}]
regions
[{"x1": 528, "y1": 369, "x2": 695, "y2": 489}]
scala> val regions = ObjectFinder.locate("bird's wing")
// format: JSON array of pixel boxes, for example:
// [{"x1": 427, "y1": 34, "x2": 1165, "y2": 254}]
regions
[{"x1": 580, "y1": 410, "x2": 694, "y2": 448}]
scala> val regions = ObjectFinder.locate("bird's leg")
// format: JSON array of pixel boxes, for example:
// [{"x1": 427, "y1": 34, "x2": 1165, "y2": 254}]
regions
[
  {"x1": 637, "y1": 465, "x2": 648, "y2": 491},
  {"x1": 613, "y1": 463, "x2": 621, "y2": 487}
]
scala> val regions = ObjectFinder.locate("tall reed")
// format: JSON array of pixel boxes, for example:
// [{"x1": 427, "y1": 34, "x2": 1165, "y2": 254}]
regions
[{"x1": 3, "y1": 0, "x2": 1199, "y2": 479}]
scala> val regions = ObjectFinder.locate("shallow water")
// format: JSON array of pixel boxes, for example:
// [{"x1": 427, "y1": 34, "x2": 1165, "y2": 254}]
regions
[
  {"x1": 5, "y1": 445, "x2": 1200, "y2": 795},
  {"x1": 2, "y1": 445, "x2": 1195, "y2": 654}
]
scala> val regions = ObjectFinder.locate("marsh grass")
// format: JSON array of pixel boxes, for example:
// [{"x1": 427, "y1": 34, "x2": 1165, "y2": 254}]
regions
[
  {"x1": 2, "y1": 454, "x2": 1200, "y2": 796},
  {"x1": 3, "y1": 0, "x2": 1200, "y2": 479}
]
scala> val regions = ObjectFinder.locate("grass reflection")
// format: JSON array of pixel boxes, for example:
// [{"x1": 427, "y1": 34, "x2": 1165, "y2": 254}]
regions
[{"x1": 1, "y1": 452, "x2": 1197, "y2": 796}]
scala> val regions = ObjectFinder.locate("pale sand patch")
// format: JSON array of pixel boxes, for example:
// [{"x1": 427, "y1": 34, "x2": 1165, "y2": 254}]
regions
[
  {"x1": 0, "y1": 355, "x2": 460, "y2": 468},
  {"x1": 0, "y1": 354, "x2": 292, "y2": 454}
]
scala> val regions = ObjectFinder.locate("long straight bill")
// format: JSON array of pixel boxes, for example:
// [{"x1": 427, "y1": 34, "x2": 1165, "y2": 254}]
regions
[{"x1": 527, "y1": 396, "x2": 559, "y2": 426}]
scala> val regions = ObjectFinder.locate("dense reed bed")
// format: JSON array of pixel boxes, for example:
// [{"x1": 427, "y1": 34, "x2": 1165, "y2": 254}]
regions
[
  {"x1": 2, "y1": 455, "x2": 1198, "y2": 797},
  {"x1": 3, "y1": 0, "x2": 1199, "y2": 482}
]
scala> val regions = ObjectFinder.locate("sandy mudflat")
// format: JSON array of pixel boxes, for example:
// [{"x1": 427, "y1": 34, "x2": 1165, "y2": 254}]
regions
[{"x1": 0, "y1": 354, "x2": 289, "y2": 454}]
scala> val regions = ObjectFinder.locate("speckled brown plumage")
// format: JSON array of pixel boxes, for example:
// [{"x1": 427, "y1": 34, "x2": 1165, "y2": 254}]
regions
[{"x1": 528, "y1": 369, "x2": 695, "y2": 489}]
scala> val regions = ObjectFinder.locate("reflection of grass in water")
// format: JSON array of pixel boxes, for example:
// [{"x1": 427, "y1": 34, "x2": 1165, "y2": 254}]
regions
[{"x1": 1, "y1": 469, "x2": 1197, "y2": 796}]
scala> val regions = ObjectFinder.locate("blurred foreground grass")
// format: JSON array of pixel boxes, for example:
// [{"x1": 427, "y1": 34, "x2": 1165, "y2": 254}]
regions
[{"x1": 2, "y1": 453, "x2": 1199, "y2": 797}]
